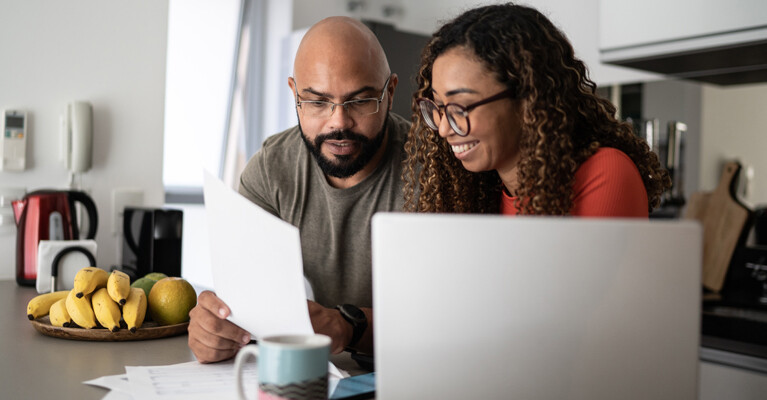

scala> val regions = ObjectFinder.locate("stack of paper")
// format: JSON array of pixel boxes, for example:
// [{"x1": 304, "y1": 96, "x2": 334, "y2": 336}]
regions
[
  {"x1": 85, "y1": 358, "x2": 346, "y2": 399},
  {"x1": 85, "y1": 360, "x2": 256, "y2": 400}
]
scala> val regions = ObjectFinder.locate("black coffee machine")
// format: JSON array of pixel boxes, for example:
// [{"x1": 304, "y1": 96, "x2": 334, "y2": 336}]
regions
[
  {"x1": 120, "y1": 207, "x2": 183, "y2": 280},
  {"x1": 719, "y1": 207, "x2": 767, "y2": 307}
]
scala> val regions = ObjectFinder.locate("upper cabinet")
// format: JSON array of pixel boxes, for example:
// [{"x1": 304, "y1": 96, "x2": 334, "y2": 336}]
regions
[{"x1": 599, "y1": 0, "x2": 767, "y2": 85}]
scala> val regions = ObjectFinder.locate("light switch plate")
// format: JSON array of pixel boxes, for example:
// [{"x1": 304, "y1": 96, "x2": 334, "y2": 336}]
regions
[{"x1": 112, "y1": 189, "x2": 144, "y2": 235}]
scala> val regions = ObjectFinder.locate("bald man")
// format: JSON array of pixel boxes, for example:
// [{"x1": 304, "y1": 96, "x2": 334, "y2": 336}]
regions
[{"x1": 188, "y1": 17, "x2": 410, "y2": 362}]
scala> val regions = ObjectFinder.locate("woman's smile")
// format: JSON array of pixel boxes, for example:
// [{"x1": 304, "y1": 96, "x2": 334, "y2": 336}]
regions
[{"x1": 450, "y1": 140, "x2": 479, "y2": 157}]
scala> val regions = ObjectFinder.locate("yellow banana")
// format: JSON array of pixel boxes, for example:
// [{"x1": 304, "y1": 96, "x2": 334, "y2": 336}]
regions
[
  {"x1": 107, "y1": 270, "x2": 131, "y2": 305},
  {"x1": 92, "y1": 288, "x2": 122, "y2": 332},
  {"x1": 122, "y1": 287, "x2": 147, "y2": 333},
  {"x1": 73, "y1": 267, "x2": 108, "y2": 298},
  {"x1": 49, "y1": 298, "x2": 72, "y2": 327},
  {"x1": 26, "y1": 290, "x2": 69, "y2": 320},
  {"x1": 66, "y1": 289, "x2": 97, "y2": 329}
]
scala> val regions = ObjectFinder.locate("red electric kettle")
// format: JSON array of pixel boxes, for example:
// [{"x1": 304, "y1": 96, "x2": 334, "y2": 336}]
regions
[{"x1": 12, "y1": 190, "x2": 98, "y2": 286}]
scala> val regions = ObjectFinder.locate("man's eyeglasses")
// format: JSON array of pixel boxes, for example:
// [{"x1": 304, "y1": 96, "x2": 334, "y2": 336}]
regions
[
  {"x1": 294, "y1": 76, "x2": 391, "y2": 119},
  {"x1": 416, "y1": 88, "x2": 518, "y2": 136}
]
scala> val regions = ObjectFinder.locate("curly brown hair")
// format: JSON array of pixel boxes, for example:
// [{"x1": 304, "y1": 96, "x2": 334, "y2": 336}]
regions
[{"x1": 403, "y1": 3, "x2": 671, "y2": 215}]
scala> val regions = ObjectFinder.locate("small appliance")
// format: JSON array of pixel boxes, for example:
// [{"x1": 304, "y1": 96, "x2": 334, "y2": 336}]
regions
[
  {"x1": 719, "y1": 207, "x2": 767, "y2": 307},
  {"x1": 12, "y1": 190, "x2": 98, "y2": 286},
  {"x1": 121, "y1": 207, "x2": 182, "y2": 280}
]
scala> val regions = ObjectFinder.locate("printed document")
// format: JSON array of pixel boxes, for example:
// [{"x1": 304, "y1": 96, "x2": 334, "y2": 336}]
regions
[{"x1": 203, "y1": 171, "x2": 313, "y2": 338}]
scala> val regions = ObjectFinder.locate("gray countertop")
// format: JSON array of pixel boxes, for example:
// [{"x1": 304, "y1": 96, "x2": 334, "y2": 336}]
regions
[{"x1": 1, "y1": 280, "x2": 365, "y2": 399}]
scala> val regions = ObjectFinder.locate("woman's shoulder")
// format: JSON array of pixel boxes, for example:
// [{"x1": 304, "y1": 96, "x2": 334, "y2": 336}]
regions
[
  {"x1": 583, "y1": 147, "x2": 632, "y2": 165},
  {"x1": 571, "y1": 147, "x2": 648, "y2": 217},
  {"x1": 576, "y1": 147, "x2": 637, "y2": 179}
]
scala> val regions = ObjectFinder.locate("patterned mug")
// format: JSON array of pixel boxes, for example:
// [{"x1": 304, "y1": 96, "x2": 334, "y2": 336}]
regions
[{"x1": 235, "y1": 334, "x2": 331, "y2": 400}]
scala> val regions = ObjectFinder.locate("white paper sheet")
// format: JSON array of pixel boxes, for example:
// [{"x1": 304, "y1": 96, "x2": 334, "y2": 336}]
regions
[
  {"x1": 203, "y1": 171, "x2": 313, "y2": 339},
  {"x1": 126, "y1": 360, "x2": 256, "y2": 400},
  {"x1": 84, "y1": 373, "x2": 131, "y2": 394},
  {"x1": 121, "y1": 360, "x2": 343, "y2": 400},
  {"x1": 101, "y1": 391, "x2": 134, "y2": 400}
]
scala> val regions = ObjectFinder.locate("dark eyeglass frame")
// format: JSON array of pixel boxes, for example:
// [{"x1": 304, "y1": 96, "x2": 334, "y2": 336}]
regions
[
  {"x1": 416, "y1": 88, "x2": 518, "y2": 136},
  {"x1": 292, "y1": 75, "x2": 391, "y2": 118}
]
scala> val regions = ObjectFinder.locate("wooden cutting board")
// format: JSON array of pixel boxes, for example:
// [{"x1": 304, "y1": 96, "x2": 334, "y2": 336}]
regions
[{"x1": 684, "y1": 161, "x2": 751, "y2": 292}]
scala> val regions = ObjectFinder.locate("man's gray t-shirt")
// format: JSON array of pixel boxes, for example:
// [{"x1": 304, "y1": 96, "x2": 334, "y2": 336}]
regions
[{"x1": 238, "y1": 113, "x2": 410, "y2": 308}]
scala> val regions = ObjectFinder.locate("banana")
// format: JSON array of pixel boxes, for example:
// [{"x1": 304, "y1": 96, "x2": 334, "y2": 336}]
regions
[
  {"x1": 92, "y1": 288, "x2": 122, "y2": 332},
  {"x1": 107, "y1": 270, "x2": 131, "y2": 305},
  {"x1": 73, "y1": 267, "x2": 108, "y2": 298},
  {"x1": 49, "y1": 298, "x2": 72, "y2": 327},
  {"x1": 26, "y1": 290, "x2": 69, "y2": 320},
  {"x1": 66, "y1": 289, "x2": 97, "y2": 329},
  {"x1": 122, "y1": 287, "x2": 147, "y2": 333}
]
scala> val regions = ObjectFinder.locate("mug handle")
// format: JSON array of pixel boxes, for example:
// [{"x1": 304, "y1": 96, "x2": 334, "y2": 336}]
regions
[{"x1": 234, "y1": 345, "x2": 259, "y2": 400}]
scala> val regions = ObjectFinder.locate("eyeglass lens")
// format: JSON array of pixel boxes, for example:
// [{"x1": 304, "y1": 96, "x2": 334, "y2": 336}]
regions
[
  {"x1": 419, "y1": 101, "x2": 469, "y2": 136},
  {"x1": 319, "y1": 100, "x2": 378, "y2": 118}
]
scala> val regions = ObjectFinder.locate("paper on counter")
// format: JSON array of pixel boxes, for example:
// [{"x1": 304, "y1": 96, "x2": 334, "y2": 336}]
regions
[
  {"x1": 102, "y1": 390, "x2": 135, "y2": 400},
  {"x1": 126, "y1": 360, "x2": 255, "y2": 400},
  {"x1": 83, "y1": 373, "x2": 131, "y2": 394},
  {"x1": 203, "y1": 171, "x2": 313, "y2": 339},
  {"x1": 123, "y1": 360, "x2": 344, "y2": 400}
]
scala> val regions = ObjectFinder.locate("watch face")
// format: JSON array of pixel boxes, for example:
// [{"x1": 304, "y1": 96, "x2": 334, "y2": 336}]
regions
[{"x1": 341, "y1": 304, "x2": 365, "y2": 321}]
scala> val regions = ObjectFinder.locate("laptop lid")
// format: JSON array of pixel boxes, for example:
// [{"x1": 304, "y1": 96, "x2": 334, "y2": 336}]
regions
[{"x1": 372, "y1": 214, "x2": 701, "y2": 400}]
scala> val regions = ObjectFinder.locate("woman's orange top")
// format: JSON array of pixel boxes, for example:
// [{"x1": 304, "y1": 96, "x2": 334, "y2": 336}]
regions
[{"x1": 501, "y1": 147, "x2": 648, "y2": 217}]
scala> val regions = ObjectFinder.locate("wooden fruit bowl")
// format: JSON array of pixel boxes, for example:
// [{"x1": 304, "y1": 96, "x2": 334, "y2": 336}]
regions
[{"x1": 29, "y1": 315, "x2": 189, "y2": 341}]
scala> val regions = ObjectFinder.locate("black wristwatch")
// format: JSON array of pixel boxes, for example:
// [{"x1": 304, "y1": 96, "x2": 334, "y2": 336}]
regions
[{"x1": 335, "y1": 304, "x2": 367, "y2": 348}]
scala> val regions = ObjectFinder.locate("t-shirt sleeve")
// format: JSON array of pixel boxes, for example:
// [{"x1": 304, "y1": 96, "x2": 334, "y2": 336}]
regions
[
  {"x1": 570, "y1": 148, "x2": 649, "y2": 217},
  {"x1": 238, "y1": 149, "x2": 281, "y2": 218}
]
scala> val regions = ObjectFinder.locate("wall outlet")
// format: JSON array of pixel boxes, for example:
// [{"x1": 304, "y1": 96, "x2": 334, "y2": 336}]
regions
[{"x1": 112, "y1": 189, "x2": 144, "y2": 235}]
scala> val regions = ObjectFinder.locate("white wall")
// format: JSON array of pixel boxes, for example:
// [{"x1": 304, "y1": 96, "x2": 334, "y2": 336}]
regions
[
  {"x1": 700, "y1": 83, "x2": 767, "y2": 207},
  {"x1": 0, "y1": 1, "x2": 169, "y2": 278}
]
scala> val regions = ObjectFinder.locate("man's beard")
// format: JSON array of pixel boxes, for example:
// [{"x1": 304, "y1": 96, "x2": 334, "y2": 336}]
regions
[{"x1": 299, "y1": 112, "x2": 388, "y2": 179}]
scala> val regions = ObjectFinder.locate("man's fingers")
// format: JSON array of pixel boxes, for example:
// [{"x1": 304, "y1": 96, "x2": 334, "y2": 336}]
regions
[
  {"x1": 189, "y1": 336, "x2": 239, "y2": 364},
  {"x1": 197, "y1": 290, "x2": 230, "y2": 318},
  {"x1": 190, "y1": 306, "x2": 250, "y2": 344},
  {"x1": 198, "y1": 314, "x2": 250, "y2": 345},
  {"x1": 189, "y1": 318, "x2": 245, "y2": 351}
]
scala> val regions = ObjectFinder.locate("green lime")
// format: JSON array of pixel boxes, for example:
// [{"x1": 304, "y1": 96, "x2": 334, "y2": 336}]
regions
[
  {"x1": 131, "y1": 277, "x2": 157, "y2": 299},
  {"x1": 144, "y1": 272, "x2": 169, "y2": 281}
]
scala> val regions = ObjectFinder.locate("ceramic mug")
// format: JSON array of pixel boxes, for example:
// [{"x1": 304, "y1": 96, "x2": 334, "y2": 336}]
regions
[{"x1": 234, "y1": 334, "x2": 331, "y2": 400}]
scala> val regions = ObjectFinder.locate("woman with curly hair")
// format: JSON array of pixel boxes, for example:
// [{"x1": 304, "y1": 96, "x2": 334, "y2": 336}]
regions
[{"x1": 403, "y1": 3, "x2": 671, "y2": 216}]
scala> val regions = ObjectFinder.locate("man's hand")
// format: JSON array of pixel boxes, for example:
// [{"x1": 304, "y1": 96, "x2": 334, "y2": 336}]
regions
[
  {"x1": 188, "y1": 291, "x2": 251, "y2": 363},
  {"x1": 307, "y1": 300, "x2": 352, "y2": 354}
]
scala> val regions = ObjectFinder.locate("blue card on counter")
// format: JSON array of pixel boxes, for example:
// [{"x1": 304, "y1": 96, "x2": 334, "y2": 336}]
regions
[{"x1": 330, "y1": 372, "x2": 375, "y2": 400}]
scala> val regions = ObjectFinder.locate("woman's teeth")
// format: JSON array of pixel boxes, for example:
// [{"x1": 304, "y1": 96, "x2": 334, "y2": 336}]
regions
[{"x1": 451, "y1": 142, "x2": 477, "y2": 154}]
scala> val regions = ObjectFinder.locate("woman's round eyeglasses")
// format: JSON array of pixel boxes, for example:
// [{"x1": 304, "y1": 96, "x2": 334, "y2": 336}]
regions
[{"x1": 416, "y1": 88, "x2": 518, "y2": 136}]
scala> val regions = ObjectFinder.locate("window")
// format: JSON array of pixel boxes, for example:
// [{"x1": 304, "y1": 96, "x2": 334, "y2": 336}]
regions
[{"x1": 162, "y1": 0, "x2": 243, "y2": 203}]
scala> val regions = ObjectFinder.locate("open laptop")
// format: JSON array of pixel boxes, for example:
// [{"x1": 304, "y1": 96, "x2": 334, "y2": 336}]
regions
[{"x1": 372, "y1": 214, "x2": 702, "y2": 400}]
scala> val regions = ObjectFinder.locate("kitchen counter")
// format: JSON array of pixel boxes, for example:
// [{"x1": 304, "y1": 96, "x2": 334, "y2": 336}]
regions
[
  {"x1": 0, "y1": 281, "x2": 365, "y2": 399},
  {"x1": 701, "y1": 302, "x2": 767, "y2": 374}
]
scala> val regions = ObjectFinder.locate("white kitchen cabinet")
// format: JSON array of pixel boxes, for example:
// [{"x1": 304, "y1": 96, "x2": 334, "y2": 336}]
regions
[
  {"x1": 600, "y1": 0, "x2": 767, "y2": 51},
  {"x1": 599, "y1": 0, "x2": 767, "y2": 85},
  {"x1": 699, "y1": 361, "x2": 767, "y2": 400}
]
